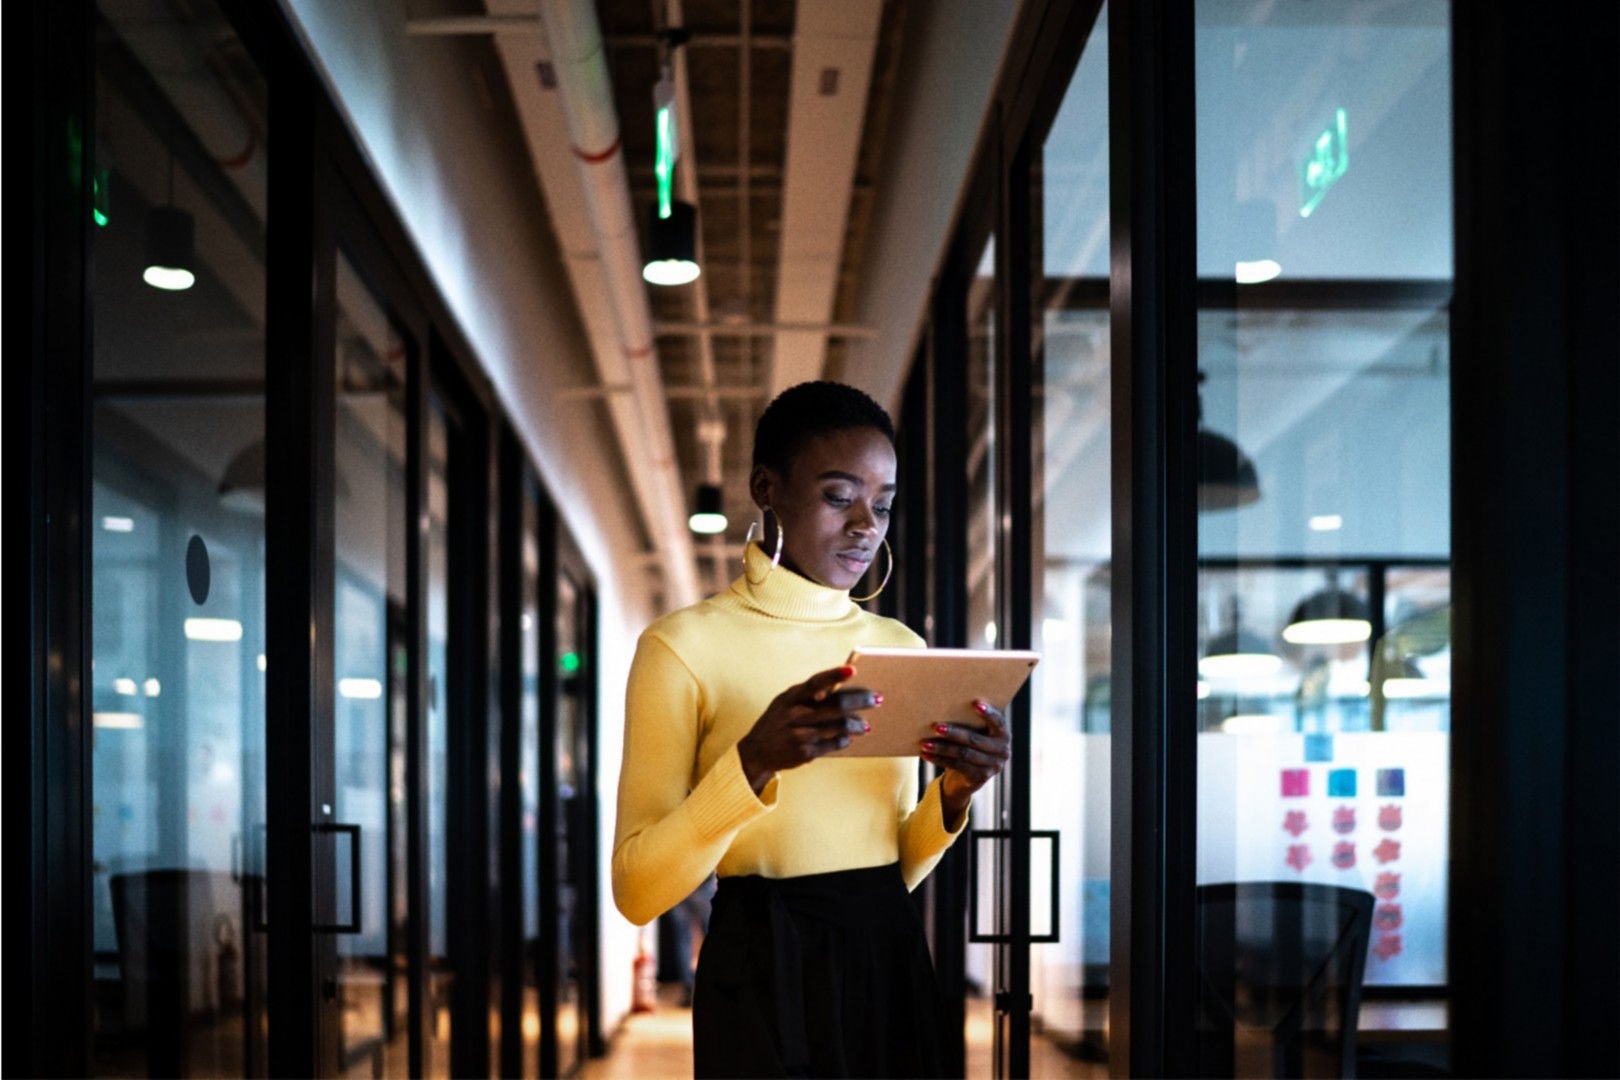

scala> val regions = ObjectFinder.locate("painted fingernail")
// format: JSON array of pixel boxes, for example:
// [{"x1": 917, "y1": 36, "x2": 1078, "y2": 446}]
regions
[
  {"x1": 921, "y1": 740, "x2": 936, "y2": 752},
  {"x1": 872, "y1": 693, "x2": 884, "y2": 706},
  {"x1": 839, "y1": 665, "x2": 856, "y2": 679},
  {"x1": 974, "y1": 700, "x2": 990, "y2": 715},
  {"x1": 862, "y1": 720, "x2": 871, "y2": 733},
  {"x1": 935, "y1": 724, "x2": 950, "y2": 735}
]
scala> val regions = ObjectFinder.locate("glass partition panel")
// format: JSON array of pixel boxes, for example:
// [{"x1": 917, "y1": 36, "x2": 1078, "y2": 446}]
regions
[
  {"x1": 554, "y1": 574, "x2": 585, "y2": 1076},
  {"x1": 332, "y1": 249, "x2": 410, "y2": 1078},
  {"x1": 426, "y1": 400, "x2": 453, "y2": 1077},
  {"x1": 963, "y1": 233, "x2": 1001, "y2": 1077},
  {"x1": 90, "y1": 3, "x2": 269, "y2": 1073},
  {"x1": 1032, "y1": 5, "x2": 1112, "y2": 1074},
  {"x1": 521, "y1": 488, "x2": 543, "y2": 1078},
  {"x1": 1193, "y1": 3, "x2": 1452, "y2": 1074}
]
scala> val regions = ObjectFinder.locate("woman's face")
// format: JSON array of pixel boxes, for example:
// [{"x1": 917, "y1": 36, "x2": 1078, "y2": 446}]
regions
[{"x1": 751, "y1": 426, "x2": 897, "y2": 591}]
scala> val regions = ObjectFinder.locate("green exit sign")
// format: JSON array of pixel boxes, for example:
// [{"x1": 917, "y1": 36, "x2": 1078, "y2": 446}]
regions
[{"x1": 1299, "y1": 108, "x2": 1349, "y2": 218}]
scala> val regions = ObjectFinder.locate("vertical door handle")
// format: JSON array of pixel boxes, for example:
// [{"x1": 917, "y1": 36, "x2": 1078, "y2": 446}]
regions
[
  {"x1": 967, "y1": 828, "x2": 1061, "y2": 944},
  {"x1": 313, "y1": 822, "x2": 363, "y2": 934}
]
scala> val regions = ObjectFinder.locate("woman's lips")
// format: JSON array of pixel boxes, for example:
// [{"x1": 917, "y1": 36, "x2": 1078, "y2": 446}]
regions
[{"x1": 835, "y1": 551, "x2": 872, "y2": 574}]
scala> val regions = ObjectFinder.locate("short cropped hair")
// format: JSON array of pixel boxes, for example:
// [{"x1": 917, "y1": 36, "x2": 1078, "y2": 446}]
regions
[{"x1": 752, "y1": 381, "x2": 895, "y2": 476}]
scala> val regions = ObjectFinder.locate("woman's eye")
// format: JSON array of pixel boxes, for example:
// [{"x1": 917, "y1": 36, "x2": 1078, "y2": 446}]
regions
[
  {"x1": 824, "y1": 493, "x2": 852, "y2": 507},
  {"x1": 875, "y1": 504, "x2": 892, "y2": 517}
]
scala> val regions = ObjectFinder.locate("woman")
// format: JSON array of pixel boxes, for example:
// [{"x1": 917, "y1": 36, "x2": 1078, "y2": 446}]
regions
[{"x1": 611, "y1": 380, "x2": 1011, "y2": 1078}]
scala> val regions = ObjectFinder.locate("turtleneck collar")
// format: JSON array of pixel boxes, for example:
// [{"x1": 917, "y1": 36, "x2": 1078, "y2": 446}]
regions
[{"x1": 728, "y1": 541, "x2": 859, "y2": 623}]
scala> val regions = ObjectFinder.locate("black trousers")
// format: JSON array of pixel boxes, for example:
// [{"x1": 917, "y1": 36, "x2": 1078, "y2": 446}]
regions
[{"x1": 692, "y1": 862, "x2": 947, "y2": 1079}]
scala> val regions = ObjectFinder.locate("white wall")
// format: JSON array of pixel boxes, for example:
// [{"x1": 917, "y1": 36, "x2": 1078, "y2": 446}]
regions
[
  {"x1": 843, "y1": 0, "x2": 1028, "y2": 412},
  {"x1": 276, "y1": 0, "x2": 651, "y2": 1035}
]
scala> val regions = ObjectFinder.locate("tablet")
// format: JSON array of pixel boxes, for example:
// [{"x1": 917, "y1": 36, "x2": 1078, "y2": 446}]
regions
[{"x1": 824, "y1": 646, "x2": 1041, "y2": 758}]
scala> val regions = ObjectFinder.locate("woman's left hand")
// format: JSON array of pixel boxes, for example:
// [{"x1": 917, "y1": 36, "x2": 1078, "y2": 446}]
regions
[{"x1": 920, "y1": 700, "x2": 1011, "y2": 829}]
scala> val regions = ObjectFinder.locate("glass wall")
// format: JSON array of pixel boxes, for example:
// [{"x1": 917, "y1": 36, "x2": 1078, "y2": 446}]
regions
[
  {"x1": 1031, "y1": 4, "x2": 1111, "y2": 1074},
  {"x1": 554, "y1": 574, "x2": 586, "y2": 1077},
  {"x1": 1192, "y1": 1, "x2": 1452, "y2": 1073},
  {"x1": 962, "y1": 233, "x2": 1002, "y2": 1077},
  {"x1": 520, "y1": 488, "x2": 543, "y2": 1078},
  {"x1": 89, "y1": 2, "x2": 270, "y2": 1073},
  {"x1": 332, "y1": 249, "x2": 411, "y2": 1077},
  {"x1": 426, "y1": 399, "x2": 453, "y2": 1076}
]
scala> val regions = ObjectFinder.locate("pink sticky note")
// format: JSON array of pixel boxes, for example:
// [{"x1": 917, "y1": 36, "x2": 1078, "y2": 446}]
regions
[{"x1": 1281, "y1": 769, "x2": 1310, "y2": 797}]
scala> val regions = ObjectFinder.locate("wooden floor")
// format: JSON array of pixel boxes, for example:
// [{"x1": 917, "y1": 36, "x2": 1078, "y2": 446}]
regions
[{"x1": 584, "y1": 985, "x2": 1107, "y2": 1080}]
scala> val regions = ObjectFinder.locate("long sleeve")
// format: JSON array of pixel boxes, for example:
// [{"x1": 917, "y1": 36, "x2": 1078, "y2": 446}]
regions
[
  {"x1": 611, "y1": 632, "x2": 779, "y2": 926},
  {"x1": 897, "y1": 771, "x2": 970, "y2": 890}
]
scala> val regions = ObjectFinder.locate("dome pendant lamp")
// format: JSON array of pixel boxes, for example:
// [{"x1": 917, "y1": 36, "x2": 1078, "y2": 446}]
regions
[
  {"x1": 688, "y1": 482, "x2": 727, "y2": 534},
  {"x1": 1200, "y1": 597, "x2": 1282, "y2": 681},
  {"x1": 1283, "y1": 576, "x2": 1372, "y2": 647},
  {"x1": 143, "y1": 150, "x2": 196, "y2": 291},
  {"x1": 642, "y1": 58, "x2": 700, "y2": 286},
  {"x1": 1197, "y1": 371, "x2": 1261, "y2": 511}
]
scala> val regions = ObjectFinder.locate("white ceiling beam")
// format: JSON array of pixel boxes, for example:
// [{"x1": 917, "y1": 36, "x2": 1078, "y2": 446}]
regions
[{"x1": 768, "y1": 0, "x2": 885, "y2": 399}]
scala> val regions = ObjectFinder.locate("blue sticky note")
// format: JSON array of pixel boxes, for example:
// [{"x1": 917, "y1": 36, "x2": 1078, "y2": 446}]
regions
[
  {"x1": 1377, "y1": 768, "x2": 1406, "y2": 797},
  {"x1": 1328, "y1": 768, "x2": 1357, "y2": 798},
  {"x1": 1304, "y1": 734, "x2": 1335, "y2": 763}
]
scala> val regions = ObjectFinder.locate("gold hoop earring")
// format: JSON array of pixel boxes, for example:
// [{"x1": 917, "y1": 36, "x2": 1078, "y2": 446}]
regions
[
  {"x1": 850, "y1": 537, "x2": 894, "y2": 603},
  {"x1": 744, "y1": 508, "x2": 784, "y2": 585}
]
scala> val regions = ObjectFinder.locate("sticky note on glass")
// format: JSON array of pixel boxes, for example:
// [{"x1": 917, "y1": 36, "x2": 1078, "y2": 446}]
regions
[
  {"x1": 1328, "y1": 768, "x2": 1357, "y2": 797},
  {"x1": 1281, "y1": 769, "x2": 1310, "y2": 797},
  {"x1": 1377, "y1": 768, "x2": 1406, "y2": 797},
  {"x1": 1305, "y1": 734, "x2": 1334, "y2": 762}
]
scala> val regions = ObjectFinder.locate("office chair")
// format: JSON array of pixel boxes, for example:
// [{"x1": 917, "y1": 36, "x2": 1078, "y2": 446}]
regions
[{"x1": 1196, "y1": 881, "x2": 1375, "y2": 1078}]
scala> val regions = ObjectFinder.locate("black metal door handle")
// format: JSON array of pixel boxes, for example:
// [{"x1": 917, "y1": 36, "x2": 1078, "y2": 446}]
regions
[
  {"x1": 314, "y1": 822, "x2": 362, "y2": 934},
  {"x1": 967, "y1": 828, "x2": 1061, "y2": 944}
]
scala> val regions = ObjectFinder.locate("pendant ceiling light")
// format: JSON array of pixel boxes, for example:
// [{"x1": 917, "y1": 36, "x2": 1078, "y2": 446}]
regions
[
  {"x1": 143, "y1": 150, "x2": 196, "y2": 291},
  {"x1": 1200, "y1": 598, "x2": 1282, "y2": 680},
  {"x1": 643, "y1": 56, "x2": 700, "y2": 286},
  {"x1": 645, "y1": 199, "x2": 699, "y2": 286},
  {"x1": 1197, "y1": 371, "x2": 1261, "y2": 511},
  {"x1": 1283, "y1": 583, "x2": 1372, "y2": 646},
  {"x1": 688, "y1": 481, "x2": 727, "y2": 534}
]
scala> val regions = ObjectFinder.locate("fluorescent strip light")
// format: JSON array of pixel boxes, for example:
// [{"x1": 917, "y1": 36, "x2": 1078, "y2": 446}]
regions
[
  {"x1": 1384, "y1": 677, "x2": 1449, "y2": 700},
  {"x1": 1221, "y1": 714, "x2": 1288, "y2": 735},
  {"x1": 338, "y1": 677, "x2": 384, "y2": 700},
  {"x1": 102, "y1": 516, "x2": 136, "y2": 533},
  {"x1": 142, "y1": 265, "x2": 195, "y2": 291},
  {"x1": 113, "y1": 678, "x2": 139, "y2": 696},
  {"x1": 1234, "y1": 259, "x2": 1281, "y2": 284},
  {"x1": 256, "y1": 653, "x2": 268, "y2": 672},
  {"x1": 94, "y1": 712, "x2": 144, "y2": 730},
  {"x1": 185, "y1": 618, "x2": 243, "y2": 642},
  {"x1": 144, "y1": 678, "x2": 162, "y2": 697},
  {"x1": 1198, "y1": 652, "x2": 1283, "y2": 679},
  {"x1": 1309, "y1": 514, "x2": 1343, "y2": 532},
  {"x1": 1282, "y1": 618, "x2": 1372, "y2": 646}
]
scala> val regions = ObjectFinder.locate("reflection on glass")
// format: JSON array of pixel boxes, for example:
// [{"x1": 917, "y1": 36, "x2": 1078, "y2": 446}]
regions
[
  {"x1": 963, "y1": 234, "x2": 1000, "y2": 1079},
  {"x1": 427, "y1": 401, "x2": 452, "y2": 1077},
  {"x1": 1032, "y1": 5, "x2": 1111, "y2": 1073},
  {"x1": 90, "y1": 3, "x2": 269, "y2": 1074},
  {"x1": 521, "y1": 491, "x2": 543, "y2": 1079},
  {"x1": 333, "y1": 251, "x2": 409, "y2": 1078},
  {"x1": 555, "y1": 575, "x2": 584, "y2": 1078},
  {"x1": 1194, "y1": 3, "x2": 1452, "y2": 1074}
]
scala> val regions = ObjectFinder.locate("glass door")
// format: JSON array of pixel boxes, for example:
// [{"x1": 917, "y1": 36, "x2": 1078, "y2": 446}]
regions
[
  {"x1": 1027, "y1": 6, "x2": 1113, "y2": 1075},
  {"x1": 330, "y1": 247, "x2": 413, "y2": 1078},
  {"x1": 1191, "y1": 3, "x2": 1453, "y2": 1074},
  {"x1": 88, "y1": 3, "x2": 270, "y2": 1072},
  {"x1": 547, "y1": 572, "x2": 589, "y2": 1077}
]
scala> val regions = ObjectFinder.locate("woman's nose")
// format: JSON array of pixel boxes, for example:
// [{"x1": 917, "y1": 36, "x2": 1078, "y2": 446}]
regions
[{"x1": 847, "y1": 504, "x2": 878, "y2": 535}]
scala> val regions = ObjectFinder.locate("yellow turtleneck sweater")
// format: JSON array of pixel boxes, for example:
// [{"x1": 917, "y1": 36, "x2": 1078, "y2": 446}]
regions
[{"x1": 611, "y1": 543, "x2": 969, "y2": 926}]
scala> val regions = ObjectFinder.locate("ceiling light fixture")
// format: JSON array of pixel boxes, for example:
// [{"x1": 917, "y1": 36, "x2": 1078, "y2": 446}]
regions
[
  {"x1": 1200, "y1": 597, "x2": 1282, "y2": 680},
  {"x1": 143, "y1": 150, "x2": 196, "y2": 291},
  {"x1": 643, "y1": 47, "x2": 700, "y2": 286},
  {"x1": 1197, "y1": 372, "x2": 1261, "y2": 511},
  {"x1": 1234, "y1": 198, "x2": 1281, "y2": 284},
  {"x1": 688, "y1": 482, "x2": 727, "y2": 534},
  {"x1": 1283, "y1": 580, "x2": 1372, "y2": 646}
]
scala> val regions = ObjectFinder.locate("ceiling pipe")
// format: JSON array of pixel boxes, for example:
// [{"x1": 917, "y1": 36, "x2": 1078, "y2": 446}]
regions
[{"x1": 538, "y1": 0, "x2": 699, "y2": 607}]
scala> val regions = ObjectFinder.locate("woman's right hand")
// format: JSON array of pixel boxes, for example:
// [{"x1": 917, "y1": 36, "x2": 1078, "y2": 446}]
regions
[{"x1": 736, "y1": 664, "x2": 880, "y2": 793}]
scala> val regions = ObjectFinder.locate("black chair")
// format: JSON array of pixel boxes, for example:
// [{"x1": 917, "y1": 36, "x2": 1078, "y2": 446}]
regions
[{"x1": 1196, "y1": 881, "x2": 1375, "y2": 1078}]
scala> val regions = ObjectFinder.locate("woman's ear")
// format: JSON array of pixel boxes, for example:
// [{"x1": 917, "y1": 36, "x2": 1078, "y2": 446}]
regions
[{"x1": 749, "y1": 463, "x2": 775, "y2": 510}]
